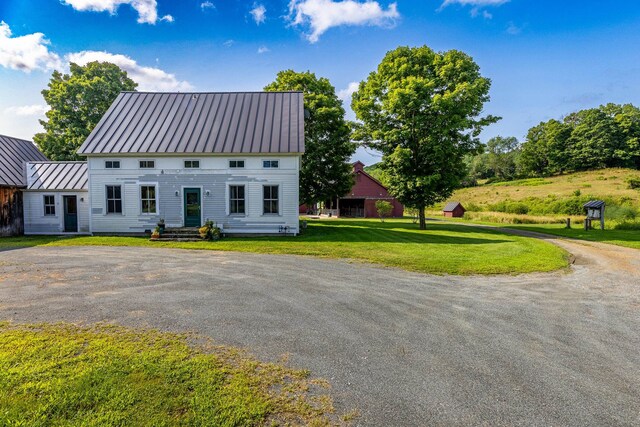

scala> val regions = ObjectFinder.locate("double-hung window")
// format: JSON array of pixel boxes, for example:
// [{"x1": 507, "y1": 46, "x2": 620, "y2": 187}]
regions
[
  {"x1": 105, "y1": 160, "x2": 120, "y2": 169},
  {"x1": 262, "y1": 160, "x2": 279, "y2": 168},
  {"x1": 263, "y1": 185, "x2": 279, "y2": 215},
  {"x1": 106, "y1": 185, "x2": 122, "y2": 214},
  {"x1": 43, "y1": 195, "x2": 55, "y2": 216},
  {"x1": 184, "y1": 160, "x2": 200, "y2": 169},
  {"x1": 140, "y1": 185, "x2": 157, "y2": 214},
  {"x1": 229, "y1": 185, "x2": 245, "y2": 215}
]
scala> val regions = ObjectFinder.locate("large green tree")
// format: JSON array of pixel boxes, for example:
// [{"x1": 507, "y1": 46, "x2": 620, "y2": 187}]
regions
[
  {"x1": 352, "y1": 46, "x2": 499, "y2": 229},
  {"x1": 35, "y1": 62, "x2": 137, "y2": 160},
  {"x1": 264, "y1": 70, "x2": 355, "y2": 207}
]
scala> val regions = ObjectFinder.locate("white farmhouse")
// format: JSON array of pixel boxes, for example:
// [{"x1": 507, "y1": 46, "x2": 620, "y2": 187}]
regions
[{"x1": 22, "y1": 91, "x2": 305, "y2": 236}]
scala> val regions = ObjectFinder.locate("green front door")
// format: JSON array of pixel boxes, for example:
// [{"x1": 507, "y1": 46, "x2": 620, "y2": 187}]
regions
[
  {"x1": 63, "y1": 196, "x2": 78, "y2": 232},
  {"x1": 184, "y1": 188, "x2": 201, "y2": 227}
]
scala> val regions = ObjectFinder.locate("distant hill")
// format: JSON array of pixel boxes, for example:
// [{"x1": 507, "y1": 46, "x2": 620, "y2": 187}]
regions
[
  {"x1": 363, "y1": 163, "x2": 389, "y2": 187},
  {"x1": 441, "y1": 168, "x2": 640, "y2": 220}
]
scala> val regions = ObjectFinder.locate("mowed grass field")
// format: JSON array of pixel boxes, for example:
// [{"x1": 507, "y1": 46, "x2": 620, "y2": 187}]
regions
[
  {"x1": 0, "y1": 322, "x2": 335, "y2": 426},
  {"x1": 0, "y1": 219, "x2": 568, "y2": 275}
]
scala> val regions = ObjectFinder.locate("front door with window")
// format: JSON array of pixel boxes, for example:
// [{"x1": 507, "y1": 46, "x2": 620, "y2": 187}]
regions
[
  {"x1": 63, "y1": 195, "x2": 78, "y2": 232},
  {"x1": 184, "y1": 188, "x2": 201, "y2": 227}
]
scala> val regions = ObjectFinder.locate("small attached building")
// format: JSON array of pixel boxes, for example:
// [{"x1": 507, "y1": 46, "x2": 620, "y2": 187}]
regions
[
  {"x1": 0, "y1": 135, "x2": 48, "y2": 236},
  {"x1": 443, "y1": 201, "x2": 466, "y2": 218},
  {"x1": 23, "y1": 162, "x2": 90, "y2": 234}
]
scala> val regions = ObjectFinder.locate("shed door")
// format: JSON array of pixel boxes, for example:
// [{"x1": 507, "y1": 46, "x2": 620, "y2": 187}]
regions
[{"x1": 63, "y1": 196, "x2": 78, "y2": 233}]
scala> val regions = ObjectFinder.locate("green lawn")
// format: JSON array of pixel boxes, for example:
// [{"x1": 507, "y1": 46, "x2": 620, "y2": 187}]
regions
[
  {"x1": 0, "y1": 219, "x2": 569, "y2": 275},
  {"x1": 0, "y1": 322, "x2": 334, "y2": 426},
  {"x1": 503, "y1": 223, "x2": 640, "y2": 249}
]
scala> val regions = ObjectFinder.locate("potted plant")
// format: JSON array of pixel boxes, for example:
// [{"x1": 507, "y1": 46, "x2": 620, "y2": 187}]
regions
[
  {"x1": 150, "y1": 226, "x2": 161, "y2": 240},
  {"x1": 157, "y1": 218, "x2": 165, "y2": 234}
]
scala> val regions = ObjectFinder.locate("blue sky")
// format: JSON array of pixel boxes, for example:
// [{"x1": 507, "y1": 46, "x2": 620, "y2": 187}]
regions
[{"x1": 1, "y1": 0, "x2": 640, "y2": 164}]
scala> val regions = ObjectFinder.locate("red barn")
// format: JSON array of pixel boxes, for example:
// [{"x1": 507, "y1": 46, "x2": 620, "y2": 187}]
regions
[
  {"x1": 443, "y1": 201, "x2": 466, "y2": 218},
  {"x1": 332, "y1": 161, "x2": 403, "y2": 218}
]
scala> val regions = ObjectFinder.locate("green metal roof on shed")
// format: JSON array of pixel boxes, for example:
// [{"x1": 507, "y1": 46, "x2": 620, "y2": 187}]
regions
[
  {"x1": 0, "y1": 134, "x2": 48, "y2": 187},
  {"x1": 77, "y1": 91, "x2": 305, "y2": 155}
]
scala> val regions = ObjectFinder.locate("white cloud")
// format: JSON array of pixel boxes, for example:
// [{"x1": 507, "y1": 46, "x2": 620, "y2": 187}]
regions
[
  {"x1": 506, "y1": 21, "x2": 523, "y2": 35},
  {"x1": 337, "y1": 81, "x2": 359, "y2": 103},
  {"x1": 0, "y1": 21, "x2": 62, "y2": 72},
  {"x1": 200, "y1": 1, "x2": 215, "y2": 10},
  {"x1": 257, "y1": 46, "x2": 270, "y2": 54},
  {"x1": 250, "y1": 4, "x2": 267, "y2": 24},
  {"x1": 61, "y1": 0, "x2": 171, "y2": 24},
  {"x1": 288, "y1": 0, "x2": 400, "y2": 43},
  {"x1": 66, "y1": 51, "x2": 193, "y2": 91},
  {"x1": 4, "y1": 104, "x2": 49, "y2": 116},
  {"x1": 223, "y1": 39, "x2": 235, "y2": 47}
]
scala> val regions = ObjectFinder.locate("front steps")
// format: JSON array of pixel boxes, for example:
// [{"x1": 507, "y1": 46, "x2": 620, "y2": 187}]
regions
[{"x1": 152, "y1": 227, "x2": 202, "y2": 242}]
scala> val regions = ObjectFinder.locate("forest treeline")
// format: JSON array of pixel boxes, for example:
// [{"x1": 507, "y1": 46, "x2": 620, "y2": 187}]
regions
[{"x1": 465, "y1": 103, "x2": 640, "y2": 184}]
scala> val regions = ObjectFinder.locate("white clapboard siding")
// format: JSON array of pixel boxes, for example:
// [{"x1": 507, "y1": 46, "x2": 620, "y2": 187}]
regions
[
  {"x1": 87, "y1": 155, "x2": 301, "y2": 234},
  {"x1": 23, "y1": 191, "x2": 90, "y2": 234}
]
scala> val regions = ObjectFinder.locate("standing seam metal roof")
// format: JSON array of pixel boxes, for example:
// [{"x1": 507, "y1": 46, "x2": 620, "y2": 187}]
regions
[
  {"x1": 443, "y1": 202, "x2": 464, "y2": 212},
  {"x1": 26, "y1": 162, "x2": 88, "y2": 191},
  {"x1": 0, "y1": 135, "x2": 48, "y2": 187},
  {"x1": 77, "y1": 91, "x2": 305, "y2": 155}
]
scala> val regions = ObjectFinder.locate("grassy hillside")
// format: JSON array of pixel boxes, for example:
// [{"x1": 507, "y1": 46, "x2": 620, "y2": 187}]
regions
[
  {"x1": 450, "y1": 169, "x2": 640, "y2": 207},
  {"x1": 435, "y1": 169, "x2": 640, "y2": 226}
]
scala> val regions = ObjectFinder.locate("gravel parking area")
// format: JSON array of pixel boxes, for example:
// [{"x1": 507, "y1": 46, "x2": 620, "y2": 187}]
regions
[{"x1": 0, "y1": 242, "x2": 638, "y2": 425}]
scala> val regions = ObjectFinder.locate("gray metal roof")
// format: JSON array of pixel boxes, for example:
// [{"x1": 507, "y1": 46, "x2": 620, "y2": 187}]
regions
[
  {"x1": 26, "y1": 162, "x2": 88, "y2": 191},
  {"x1": 443, "y1": 201, "x2": 464, "y2": 212},
  {"x1": 583, "y1": 200, "x2": 605, "y2": 209},
  {"x1": 0, "y1": 134, "x2": 48, "y2": 187},
  {"x1": 78, "y1": 91, "x2": 305, "y2": 155}
]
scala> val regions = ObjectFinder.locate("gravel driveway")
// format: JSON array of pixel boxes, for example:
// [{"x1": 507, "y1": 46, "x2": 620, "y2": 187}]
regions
[{"x1": 0, "y1": 239, "x2": 638, "y2": 426}]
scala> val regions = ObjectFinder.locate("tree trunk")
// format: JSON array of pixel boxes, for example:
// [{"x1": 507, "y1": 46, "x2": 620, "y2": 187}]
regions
[{"x1": 418, "y1": 206, "x2": 426, "y2": 230}]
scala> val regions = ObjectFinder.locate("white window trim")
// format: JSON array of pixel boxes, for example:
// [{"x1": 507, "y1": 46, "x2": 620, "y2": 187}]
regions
[
  {"x1": 43, "y1": 194, "x2": 56, "y2": 217},
  {"x1": 184, "y1": 159, "x2": 201, "y2": 169},
  {"x1": 262, "y1": 159, "x2": 279, "y2": 169},
  {"x1": 226, "y1": 183, "x2": 247, "y2": 216},
  {"x1": 105, "y1": 160, "x2": 121, "y2": 169},
  {"x1": 105, "y1": 184, "x2": 123, "y2": 215},
  {"x1": 229, "y1": 159, "x2": 246, "y2": 169},
  {"x1": 139, "y1": 160, "x2": 156, "y2": 169},
  {"x1": 262, "y1": 184, "x2": 281, "y2": 216},
  {"x1": 139, "y1": 183, "x2": 159, "y2": 215}
]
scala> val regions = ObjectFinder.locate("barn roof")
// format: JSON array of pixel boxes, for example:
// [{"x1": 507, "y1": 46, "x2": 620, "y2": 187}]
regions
[
  {"x1": 443, "y1": 201, "x2": 464, "y2": 212},
  {"x1": 583, "y1": 200, "x2": 605, "y2": 209},
  {"x1": 0, "y1": 134, "x2": 48, "y2": 187},
  {"x1": 26, "y1": 162, "x2": 88, "y2": 191},
  {"x1": 77, "y1": 91, "x2": 305, "y2": 155}
]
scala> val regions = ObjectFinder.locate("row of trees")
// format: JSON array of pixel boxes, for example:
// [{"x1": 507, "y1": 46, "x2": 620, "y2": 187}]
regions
[
  {"x1": 35, "y1": 45, "x2": 499, "y2": 230},
  {"x1": 466, "y1": 104, "x2": 640, "y2": 184}
]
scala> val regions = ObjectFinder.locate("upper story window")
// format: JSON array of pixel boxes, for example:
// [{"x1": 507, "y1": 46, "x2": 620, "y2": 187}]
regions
[
  {"x1": 229, "y1": 160, "x2": 245, "y2": 168},
  {"x1": 139, "y1": 160, "x2": 155, "y2": 169},
  {"x1": 43, "y1": 195, "x2": 55, "y2": 216},
  {"x1": 105, "y1": 160, "x2": 120, "y2": 169},
  {"x1": 263, "y1": 160, "x2": 279, "y2": 168},
  {"x1": 184, "y1": 160, "x2": 200, "y2": 169}
]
